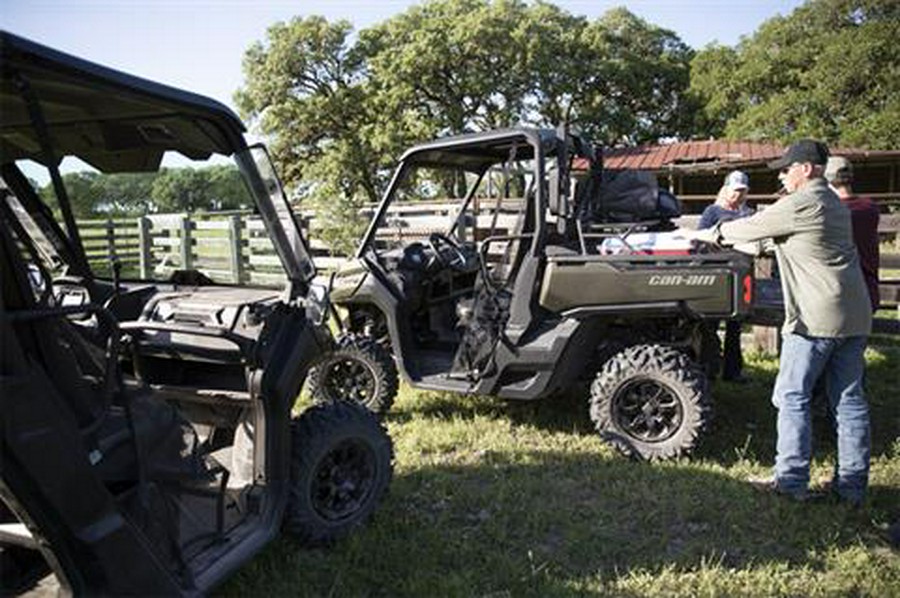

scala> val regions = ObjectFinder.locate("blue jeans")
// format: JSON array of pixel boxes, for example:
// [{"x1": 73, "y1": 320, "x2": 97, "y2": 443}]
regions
[{"x1": 772, "y1": 333, "x2": 870, "y2": 502}]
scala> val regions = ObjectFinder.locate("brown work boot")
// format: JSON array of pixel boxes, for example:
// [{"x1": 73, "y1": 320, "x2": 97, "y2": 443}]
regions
[{"x1": 815, "y1": 477, "x2": 864, "y2": 509}]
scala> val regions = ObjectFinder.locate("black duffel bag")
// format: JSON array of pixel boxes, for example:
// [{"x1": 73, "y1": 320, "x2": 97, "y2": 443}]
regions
[{"x1": 592, "y1": 169, "x2": 681, "y2": 222}]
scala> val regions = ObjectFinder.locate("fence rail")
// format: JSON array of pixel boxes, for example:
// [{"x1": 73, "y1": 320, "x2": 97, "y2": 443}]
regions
[
  {"x1": 77, "y1": 212, "x2": 286, "y2": 286},
  {"x1": 77, "y1": 201, "x2": 900, "y2": 290}
]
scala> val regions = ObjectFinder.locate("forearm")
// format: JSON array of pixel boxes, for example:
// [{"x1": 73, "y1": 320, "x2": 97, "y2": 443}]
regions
[{"x1": 717, "y1": 203, "x2": 795, "y2": 244}]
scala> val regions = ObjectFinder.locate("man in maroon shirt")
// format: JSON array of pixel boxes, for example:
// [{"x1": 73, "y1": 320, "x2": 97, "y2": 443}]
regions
[{"x1": 826, "y1": 157, "x2": 881, "y2": 312}]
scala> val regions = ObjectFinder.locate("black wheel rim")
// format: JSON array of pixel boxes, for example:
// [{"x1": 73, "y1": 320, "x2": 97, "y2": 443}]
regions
[
  {"x1": 323, "y1": 358, "x2": 376, "y2": 406},
  {"x1": 612, "y1": 378, "x2": 684, "y2": 443},
  {"x1": 311, "y1": 439, "x2": 377, "y2": 521}
]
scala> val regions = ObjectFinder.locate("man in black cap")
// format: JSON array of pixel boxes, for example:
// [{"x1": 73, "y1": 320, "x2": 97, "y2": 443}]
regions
[{"x1": 680, "y1": 139, "x2": 872, "y2": 505}]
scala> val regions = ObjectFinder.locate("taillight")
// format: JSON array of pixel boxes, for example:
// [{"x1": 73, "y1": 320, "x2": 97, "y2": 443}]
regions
[{"x1": 742, "y1": 274, "x2": 753, "y2": 304}]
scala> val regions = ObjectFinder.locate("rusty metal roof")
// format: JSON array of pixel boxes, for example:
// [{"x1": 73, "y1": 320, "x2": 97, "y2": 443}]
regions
[
  {"x1": 593, "y1": 140, "x2": 900, "y2": 172},
  {"x1": 604, "y1": 140, "x2": 781, "y2": 170}
]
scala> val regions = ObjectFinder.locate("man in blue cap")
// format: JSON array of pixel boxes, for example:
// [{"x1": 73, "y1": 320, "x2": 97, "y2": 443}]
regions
[
  {"x1": 698, "y1": 170, "x2": 754, "y2": 381},
  {"x1": 698, "y1": 170, "x2": 753, "y2": 231},
  {"x1": 681, "y1": 139, "x2": 872, "y2": 505}
]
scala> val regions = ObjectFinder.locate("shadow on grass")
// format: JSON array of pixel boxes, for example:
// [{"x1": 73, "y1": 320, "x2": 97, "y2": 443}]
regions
[
  {"x1": 699, "y1": 342, "x2": 899, "y2": 465},
  {"x1": 391, "y1": 389, "x2": 509, "y2": 423},
  {"x1": 870, "y1": 333, "x2": 900, "y2": 350},
  {"x1": 224, "y1": 450, "x2": 899, "y2": 597},
  {"x1": 233, "y1": 338, "x2": 900, "y2": 595},
  {"x1": 393, "y1": 339, "x2": 898, "y2": 468}
]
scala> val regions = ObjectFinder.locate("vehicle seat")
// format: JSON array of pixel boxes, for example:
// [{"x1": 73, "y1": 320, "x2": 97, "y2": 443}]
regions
[{"x1": 0, "y1": 214, "x2": 207, "y2": 487}]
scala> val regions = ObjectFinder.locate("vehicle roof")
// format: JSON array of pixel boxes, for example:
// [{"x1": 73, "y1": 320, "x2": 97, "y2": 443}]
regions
[
  {"x1": 0, "y1": 31, "x2": 247, "y2": 172},
  {"x1": 400, "y1": 127, "x2": 558, "y2": 170}
]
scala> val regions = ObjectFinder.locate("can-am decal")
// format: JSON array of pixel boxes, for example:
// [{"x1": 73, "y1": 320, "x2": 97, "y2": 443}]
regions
[{"x1": 648, "y1": 274, "x2": 717, "y2": 286}]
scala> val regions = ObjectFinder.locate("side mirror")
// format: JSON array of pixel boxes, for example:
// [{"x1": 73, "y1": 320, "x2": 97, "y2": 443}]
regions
[
  {"x1": 548, "y1": 163, "x2": 570, "y2": 218},
  {"x1": 548, "y1": 124, "x2": 572, "y2": 220}
]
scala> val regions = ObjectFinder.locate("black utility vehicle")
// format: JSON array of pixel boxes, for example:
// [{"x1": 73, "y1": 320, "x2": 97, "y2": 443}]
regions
[
  {"x1": 0, "y1": 32, "x2": 392, "y2": 595},
  {"x1": 312, "y1": 128, "x2": 754, "y2": 460}
]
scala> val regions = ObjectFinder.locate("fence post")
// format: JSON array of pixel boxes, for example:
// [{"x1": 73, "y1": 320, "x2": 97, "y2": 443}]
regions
[
  {"x1": 228, "y1": 214, "x2": 245, "y2": 284},
  {"x1": 104, "y1": 219, "x2": 116, "y2": 276},
  {"x1": 138, "y1": 217, "x2": 152, "y2": 279},
  {"x1": 179, "y1": 214, "x2": 193, "y2": 270}
]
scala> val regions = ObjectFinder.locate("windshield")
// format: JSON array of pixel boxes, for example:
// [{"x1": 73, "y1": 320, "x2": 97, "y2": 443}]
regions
[
  {"x1": 12, "y1": 149, "x2": 295, "y2": 288},
  {"x1": 369, "y1": 154, "x2": 540, "y2": 258},
  {"x1": 372, "y1": 163, "x2": 483, "y2": 251},
  {"x1": 247, "y1": 144, "x2": 316, "y2": 283}
]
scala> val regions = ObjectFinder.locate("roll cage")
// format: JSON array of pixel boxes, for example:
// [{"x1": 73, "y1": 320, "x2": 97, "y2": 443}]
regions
[{"x1": 0, "y1": 30, "x2": 316, "y2": 296}]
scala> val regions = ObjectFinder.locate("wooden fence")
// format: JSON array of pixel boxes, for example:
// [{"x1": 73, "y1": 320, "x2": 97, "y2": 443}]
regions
[
  {"x1": 79, "y1": 211, "x2": 291, "y2": 286},
  {"x1": 76, "y1": 201, "x2": 531, "y2": 284},
  {"x1": 78, "y1": 203, "x2": 899, "y2": 289}
]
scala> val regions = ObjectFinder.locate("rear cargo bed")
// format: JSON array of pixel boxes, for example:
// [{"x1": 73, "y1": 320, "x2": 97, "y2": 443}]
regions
[{"x1": 539, "y1": 252, "x2": 753, "y2": 318}]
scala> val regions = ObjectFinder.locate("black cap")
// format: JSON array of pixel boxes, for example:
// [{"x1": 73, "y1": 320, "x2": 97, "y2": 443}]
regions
[{"x1": 768, "y1": 139, "x2": 830, "y2": 169}]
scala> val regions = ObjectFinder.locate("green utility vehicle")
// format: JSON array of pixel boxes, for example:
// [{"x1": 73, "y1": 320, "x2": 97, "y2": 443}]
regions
[
  {"x1": 0, "y1": 32, "x2": 392, "y2": 595},
  {"x1": 311, "y1": 127, "x2": 754, "y2": 460}
]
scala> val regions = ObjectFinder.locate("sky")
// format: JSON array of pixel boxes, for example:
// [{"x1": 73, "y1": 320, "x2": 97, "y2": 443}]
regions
[{"x1": 2, "y1": 0, "x2": 808, "y2": 115}]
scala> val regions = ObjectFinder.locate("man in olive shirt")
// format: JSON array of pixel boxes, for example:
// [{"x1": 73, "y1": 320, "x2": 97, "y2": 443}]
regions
[{"x1": 683, "y1": 139, "x2": 872, "y2": 505}]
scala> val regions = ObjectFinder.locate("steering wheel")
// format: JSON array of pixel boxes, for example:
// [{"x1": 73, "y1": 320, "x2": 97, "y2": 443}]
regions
[{"x1": 427, "y1": 233, "x2": 468, "y2": 269}]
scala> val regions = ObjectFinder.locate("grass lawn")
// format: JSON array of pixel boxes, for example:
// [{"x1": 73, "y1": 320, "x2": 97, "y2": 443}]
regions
[{"x1": 223, "y1": 335, "x2": 900, "y2": 597}]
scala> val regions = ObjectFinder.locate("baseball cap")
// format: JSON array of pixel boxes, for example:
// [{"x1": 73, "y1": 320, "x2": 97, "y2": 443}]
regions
[
  {"x1": 825, "y1": 156, "x2": 853, "y2": 184},
  {"x1": 768, "y1": 139, "x2": 830, "y2": 169},
  {"x1": 724, "y1": 170, "x2": 749, "y2": 191}
]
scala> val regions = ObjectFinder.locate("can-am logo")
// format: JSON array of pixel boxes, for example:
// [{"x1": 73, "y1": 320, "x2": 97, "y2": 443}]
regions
[{"x1": 648, "y1": 274, "x2": 717, "y2": 286}]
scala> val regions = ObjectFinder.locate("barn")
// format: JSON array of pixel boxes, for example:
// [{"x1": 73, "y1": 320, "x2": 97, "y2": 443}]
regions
[{"x1": 602, "y1": 140, "x2": 900, "y2": 215}]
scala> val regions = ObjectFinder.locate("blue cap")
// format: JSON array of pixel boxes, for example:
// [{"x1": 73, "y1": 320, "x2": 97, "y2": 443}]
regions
[{"x1": 724, "y1": 170, "x2": 749, "y2": 190}]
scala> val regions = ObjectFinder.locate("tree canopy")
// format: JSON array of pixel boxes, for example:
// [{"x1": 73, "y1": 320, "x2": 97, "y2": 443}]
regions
[
  {"x1": 47, "y1": 0, "x2": 900, "y2": 251},
  {"x1": 40, "y1": 166, "x2": 249, "y2": 218},
  {"x1": 235, "y1": 0, "x2": 696, "y2": 250},
  {"x1": 689, "y1": 0, "x2": 900, "y2": 148}
]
